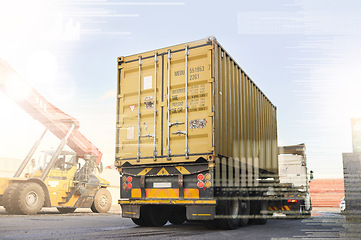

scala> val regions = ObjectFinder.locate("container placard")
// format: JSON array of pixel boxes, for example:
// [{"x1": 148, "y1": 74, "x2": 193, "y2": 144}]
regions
[
  {"x1": 144, "y1": 76, "x2": 152, "y2": 90},
  {"x1": 127, "y1": 127, "x2": 135, "y2": 140}
]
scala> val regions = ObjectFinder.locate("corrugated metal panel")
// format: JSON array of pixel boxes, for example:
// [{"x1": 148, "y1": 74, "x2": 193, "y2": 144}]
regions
[
  {"x1": 351, "y1": 118, "x2": 361, "y2": 152},
  {"x1": 116, "y1": 37, "x2": 278, "y2": 175},
  {"x1": 213, "y1": 39, "x2": 278, "y2": 175}
]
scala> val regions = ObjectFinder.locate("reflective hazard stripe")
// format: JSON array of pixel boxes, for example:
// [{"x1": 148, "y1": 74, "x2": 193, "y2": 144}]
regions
[
  {"x1": 119, "y1": 199, "x2": 216, "y2": 205},
  {"x1": 145, "y1": 188, "x2": 179, "y2": 198},
  {"x1": 175, "y1": 166, "x2": 190, "y2": 174},
  {"x1": 184, "y1": 188, "x2": 199, "y2": 199},
  {"x1": 131, "y1": 188, "x2": 141, "y2": 198},
  {"x1": 134, "y1": 165, "x2": 192, "y2": 176},
  {"x1": 268, "y1": 206, "x2": 278, "y2": 211},
  {"x1": 130, "y1": 188, "x2": 199, "y2": 199},
  {"x1": 137, "y1": 167, "x2": 153, "y2": 176},
  {"x1": 282, "y1": 206, "x2": 291, "y2": 211}
]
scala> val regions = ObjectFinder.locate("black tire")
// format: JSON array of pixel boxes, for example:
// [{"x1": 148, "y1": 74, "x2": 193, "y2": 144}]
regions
[
  {"x1": 238, "y1": 191, "x2": 251, "y2": 227},
  {"x1": 132, "y1": 217, "x2": 146, "y2": 226},
  {"x1": 169, "y1": 207, "x2": 186, "y2": 225},
  {"x1": 131, "y1": 205, "x2": 168, "y2": 227},
  {"x1": 217, "y1": 191, "x2": 250, "y2": 230},
  {"x1": 249, "y1": 200, "x2": 268, "y2": 225},
  {"x1": 3, "y1": 183, "x2": 20, "y2": 214},
  {"x1": 57, "y1": 207, "x2": 76, "y2": 213},
  {"x1": 147, "y1": 206, "x2": 169, "y2": 227},
  {"x1": 131, "y1": 206, "x2": 151, "y2": 227},
  {"x1": 15, "y1": 182, "x2": 45, "y2": 215},
  {"x1": 299, "y1": 201, "x2": 311, "y2": 218},
  {"x1": 303, "y1": 197, "x2": 312, "y2": 218},
  {"x1": 91, "y1": 188, "x2": 112, "y2": 213}
]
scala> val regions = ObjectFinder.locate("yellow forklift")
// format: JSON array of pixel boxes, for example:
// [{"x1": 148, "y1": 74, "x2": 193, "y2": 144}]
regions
[{"x1": 0, "y1": 59, "x2": 112, "y2": 215}]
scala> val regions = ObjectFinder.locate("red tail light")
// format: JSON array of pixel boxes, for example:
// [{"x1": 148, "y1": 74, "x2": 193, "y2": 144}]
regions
[
  {"x1": 197, "y1": 181, "x2": 204, "y2": 188},
  {"x1": 197, "y1": 174, "x2": 204, "y2": 181},
  {"x1": 127, "y1": 183, "x2": 132, "y2": 189},
  {"x1": 287, "y1": 199, "x2": 297, "y2": 203},
  {"x1": 127, "y1": 176, "x2": 133, "y2": 182}
]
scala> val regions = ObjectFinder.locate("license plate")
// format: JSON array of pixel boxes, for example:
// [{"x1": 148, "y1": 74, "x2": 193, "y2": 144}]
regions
[{"x1": 153, "y1": 182, "x2": 172, "y2": 188}]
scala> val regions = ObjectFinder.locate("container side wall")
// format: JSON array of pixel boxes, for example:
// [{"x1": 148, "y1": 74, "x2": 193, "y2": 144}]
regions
[{"x1": 213, "y1": 41, "x2": 278, "y2": 177}]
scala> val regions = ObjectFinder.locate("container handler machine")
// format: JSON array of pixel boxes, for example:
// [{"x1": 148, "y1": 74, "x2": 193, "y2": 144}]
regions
[{"x1": 0, "y1": 59, "x2": 112, "y2": 215}]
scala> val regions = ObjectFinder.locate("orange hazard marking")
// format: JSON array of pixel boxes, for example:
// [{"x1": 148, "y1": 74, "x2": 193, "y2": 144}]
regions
[
  {"x1": 131, "y1": 188, "x2": 141, "y2": 198},
  {"x1": 282, "y1": 206, "x2": 291, "y2": 211},
  {"x1": 183, "y1": 188, "x2": 199, "y2": 199},
  {"x1": 145, "y1": 188, "x2": 179, "y2": 198},
  {"x1": 268, "y1": 206, "x2": 278, "y2": 211}
]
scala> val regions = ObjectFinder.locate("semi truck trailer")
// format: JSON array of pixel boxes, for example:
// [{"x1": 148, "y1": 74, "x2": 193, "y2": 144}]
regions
[{"x1": 115, "y1": 37, "x2": 310, "y2": 229}]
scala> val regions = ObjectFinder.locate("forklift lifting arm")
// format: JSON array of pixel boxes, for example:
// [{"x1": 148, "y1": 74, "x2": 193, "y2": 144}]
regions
[{"x1": 0, "y1": 59, "x2": 102, "y2": 164}]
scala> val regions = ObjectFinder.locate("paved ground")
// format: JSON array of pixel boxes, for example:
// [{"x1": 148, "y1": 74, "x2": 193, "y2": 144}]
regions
[{"x1": 0, "y1": 206, "x2": 360, "y2": 240}]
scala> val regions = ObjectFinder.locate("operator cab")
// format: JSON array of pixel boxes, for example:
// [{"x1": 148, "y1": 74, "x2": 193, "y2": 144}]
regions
[{"x1": 37, "y1": 151, "x2": 77, "y2": 171}]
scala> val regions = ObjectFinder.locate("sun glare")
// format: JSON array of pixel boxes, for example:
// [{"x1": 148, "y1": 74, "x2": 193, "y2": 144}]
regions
[
  {"x1": 3, "y1": 72, "x2": 32, "y2": 101},
  {"x1": 26, "y1": 51, "x2": 59, "y2": 86}
]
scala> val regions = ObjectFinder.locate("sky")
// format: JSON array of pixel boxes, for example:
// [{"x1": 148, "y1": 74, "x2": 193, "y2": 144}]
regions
[{"x1": 1, "y1": 0, "x2": 361, "y2": 179}]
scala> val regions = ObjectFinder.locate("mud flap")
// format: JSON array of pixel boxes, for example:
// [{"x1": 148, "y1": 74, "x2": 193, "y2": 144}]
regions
[
  {"x1": 186, "y1": 205, "x2": 215, "y2": 220},
  {"x1": 121, "y1": 205, "x2": 140, "y2": 218}
]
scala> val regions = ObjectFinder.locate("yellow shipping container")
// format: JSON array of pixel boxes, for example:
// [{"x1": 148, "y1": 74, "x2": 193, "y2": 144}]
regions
[{"x1": 115, "y1": 37, "x2": 278, "y2": 174}]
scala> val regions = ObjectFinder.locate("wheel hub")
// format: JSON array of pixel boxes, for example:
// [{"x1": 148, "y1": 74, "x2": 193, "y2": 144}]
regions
[
  {"x1": 26, "y1": 191, "x2": 38, "y2": 206},
  {"x1": 99, "y1": 195, "x2": 107, "y2": 207},
  {"x1": 230, "y1": 199, "x2": 239, "y2": 219}
]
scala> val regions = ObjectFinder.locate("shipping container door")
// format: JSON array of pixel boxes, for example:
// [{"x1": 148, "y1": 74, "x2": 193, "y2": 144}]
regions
[
  {"x1": 165, "y1": 45, "x2": 214, "y2": 162},
  {"x1": 119, "y1": 54, "x2": 163, "y2": 162}
]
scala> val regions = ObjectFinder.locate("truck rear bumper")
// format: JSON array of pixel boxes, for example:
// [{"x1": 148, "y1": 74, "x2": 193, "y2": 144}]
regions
[
  {"x1": 119, "y1": 199, "x2": 216, "y2": 205},
  {"x1": 119, "y1": 199, "x2": 216, "y2": 220}
]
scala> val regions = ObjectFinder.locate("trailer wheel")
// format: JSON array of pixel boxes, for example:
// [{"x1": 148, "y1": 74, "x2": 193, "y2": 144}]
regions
[
  {"x1": 57, "y1": 207, "x2": 76, "y2": 213},
  {"x1": 238, "y1": 191, "x2": 251, "y2": 227},
  {"x1": 15, "y1": 182, "x2": 45, "y2": 215},
  {"x1": 299, "y1": 200, "x2": 311, "y2": 218},
  {"x1": 132, "y1": 206, "x2": 168, "y2": 227},
  {"x1": 249, "y1": 200, "x2": 268, "y2": 225},
  {"x1": 3, "y1": 183, "x2": 20, "y2": 214},
  {"x1": 147, "y1": 206, "x2": 169, "y2": 227},
  {"x1": 131, "y1": 206, "x2": 151, "y2": 226},
  {"x1": 218, "y1": 191, "x2": 250, "y2": 229},
  {"x1": 169, "y1": 207, "x2": 186, "y2": 225},
  {"x1": 91, "y1": 188, "x2": 112, "y2": 213},
  {"x1": 132, "y1": 217, "x2": 146, "y2": 226}
]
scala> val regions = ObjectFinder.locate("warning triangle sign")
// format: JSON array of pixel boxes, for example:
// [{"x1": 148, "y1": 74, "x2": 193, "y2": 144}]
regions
[
  {"x1": 129, "y1": 105, "x2": 135, "y2": 112},
  {"x1": 157, "y1": 167, "x2": 169, "y2": 175}
]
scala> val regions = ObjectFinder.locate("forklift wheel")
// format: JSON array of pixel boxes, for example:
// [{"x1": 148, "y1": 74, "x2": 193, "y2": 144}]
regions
[
  {"x1": 16, "y1": 182, "x2": 45, "y2": 215},
  {"x1": 91, "y1": 188, "x2": 112, "y2": 213},
  {"x1": 3, "y1": 183, "x2": 20, "y2": 214}
]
